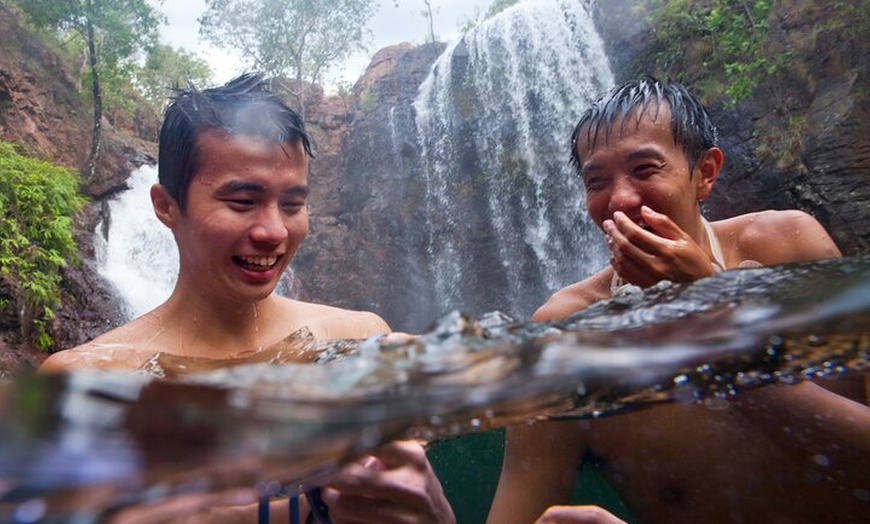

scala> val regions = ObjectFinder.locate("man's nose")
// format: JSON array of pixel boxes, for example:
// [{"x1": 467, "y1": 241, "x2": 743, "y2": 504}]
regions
[
  {"x1": 249, "y1": 204, "x2": 288, "y2": 244},
  {"x1": 607, "y1": 176, "x2": 641, "y2": 215}
]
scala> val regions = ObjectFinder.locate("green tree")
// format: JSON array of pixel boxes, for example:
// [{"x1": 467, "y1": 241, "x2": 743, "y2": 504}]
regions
[
  {"x1": 199, "y1": 0, "x2": 377, "y2": 119},
  {"x1": 137, "y1": 43, "x2": 213, "y2": 116},
  {"x1": 0, "y1": 143, "x2": 87, "y2": 350},
  {"x1": 645, "y1": 0, "x2": 781, "y2": 105},
  {"x1": 10, "y1": 0, "x2": 164, "y2": 178}
]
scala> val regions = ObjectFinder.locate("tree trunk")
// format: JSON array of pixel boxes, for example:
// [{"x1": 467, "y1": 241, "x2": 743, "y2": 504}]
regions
[{"x1": 85, "y1": 15, "x2": 102, "y2": 181}]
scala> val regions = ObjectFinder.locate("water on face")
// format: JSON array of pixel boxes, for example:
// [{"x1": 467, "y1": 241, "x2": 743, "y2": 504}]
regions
[{"x1": 0, "y1": 257, "x2": 867, "y2": 521}]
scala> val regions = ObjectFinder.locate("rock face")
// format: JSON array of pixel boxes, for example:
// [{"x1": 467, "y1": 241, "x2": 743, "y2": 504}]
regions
[{"x1": 294, "y1": 43, "x2": 447, "y2": 331}]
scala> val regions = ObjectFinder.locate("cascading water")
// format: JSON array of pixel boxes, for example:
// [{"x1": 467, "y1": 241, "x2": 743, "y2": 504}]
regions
[
  {"x1": 95, "y1": 165, "x2": 177, "y2": 319},
  {"x1": 414, "y1": 0, "x2": 613, "y2": 318}
]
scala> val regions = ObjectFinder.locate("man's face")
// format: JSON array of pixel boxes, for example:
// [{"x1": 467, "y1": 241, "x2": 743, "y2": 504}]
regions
[
  {"x1": 170, "y1": 129, "x2": 309, "y2": 303},
  {"x1": 577, "y1": 106, "x2": 707, "y2": 236}
]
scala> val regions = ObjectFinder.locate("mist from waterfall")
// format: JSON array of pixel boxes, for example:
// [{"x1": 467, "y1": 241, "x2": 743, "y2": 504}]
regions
[{"x1": 414, "y1": 0, "x2": 613, "y2": 318}]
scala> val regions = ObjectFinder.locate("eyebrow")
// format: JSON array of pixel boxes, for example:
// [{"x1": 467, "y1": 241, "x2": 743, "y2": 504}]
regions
[
  {"x1": 215, "y1": 181, "x2": 309, "y2": 197},
  {"x1": 582, "y1": 146, "x2": 668, "y2": 174},
  {"x1": 626, "y1": 146, "x2": 668, "y2": 163}
]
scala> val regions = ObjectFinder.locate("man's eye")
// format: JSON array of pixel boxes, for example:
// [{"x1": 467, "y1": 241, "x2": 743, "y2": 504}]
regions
[
  {"x1": 225, "y1": 199, "x2": 254, "y2": 209},
  {"x1": 634, "y1": 164, "x2": 659, "y2": 176},
  {"x1": 584, "y1": 176, "x2": 605, "y2": 189},
  {"x1": 282, "y1": 201, "x2": 305, "y2": 212}
]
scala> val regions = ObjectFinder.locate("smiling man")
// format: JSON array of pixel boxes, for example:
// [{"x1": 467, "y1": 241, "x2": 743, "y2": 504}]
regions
[
  {"x1": 41, "y1": 73, "x2": 455, "y2": 524},
  {"x1": 486, "y1": 77, "x2": 869, "y2": 524}
]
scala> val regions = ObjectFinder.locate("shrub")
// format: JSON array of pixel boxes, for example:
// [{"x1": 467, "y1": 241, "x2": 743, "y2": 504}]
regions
[{"x1": 0, "y1": 142, "x2": 86, "y2": 349}]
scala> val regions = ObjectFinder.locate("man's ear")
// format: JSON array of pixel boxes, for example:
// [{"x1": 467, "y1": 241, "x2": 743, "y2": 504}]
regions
[
  {"x1": 151, "y1": 184, "x2": 180, "y2": 228},
  {"x1": 694, "y1": 147, "x2": 723, "y2": 201}
]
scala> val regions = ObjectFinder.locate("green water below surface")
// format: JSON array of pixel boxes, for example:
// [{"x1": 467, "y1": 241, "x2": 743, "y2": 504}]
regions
[{"x1": 428, "y1": 429, "x2": 636, "y2": 524}]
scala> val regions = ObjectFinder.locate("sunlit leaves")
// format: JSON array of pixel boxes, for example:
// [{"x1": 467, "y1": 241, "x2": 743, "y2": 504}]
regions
[{"x1": 647, "y1": 0, "x2": 780, "y2": 105}]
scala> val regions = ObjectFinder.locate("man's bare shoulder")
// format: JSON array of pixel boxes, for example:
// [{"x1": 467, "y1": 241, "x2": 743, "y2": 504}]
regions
[
  {"x1": 278, "y1": 298, "x2": 391, "y2": 339},
  {"x1": 532, "y1": 268, "x2": 613, "y2": 322},
  {"x1": 39, "y1": 318, "x2": 163, "y2": 373},
  {"x1": 715, "y1": 209, "x2": 841, "y2": 266}
]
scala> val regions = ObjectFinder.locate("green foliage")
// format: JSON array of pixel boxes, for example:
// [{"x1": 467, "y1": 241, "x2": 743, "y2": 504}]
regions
[
  {"x1": 0, "y1": 142, "x2": 87, "y2": 350},
  {"x1": 136, "y1": 44, "x2": 214, "y2": 115},
  {"x1": 199, "y1": 0, "x2": 377, "y2": 116},
  {"x1": 645, "y1": 0, "x2": 783, "y2": 105},
  {"x1": 12, "y1": 0, "x2": 164, "y2": 63},
  {"x1": 11, "y1": 0, "x2": 164, "y2": 173}
]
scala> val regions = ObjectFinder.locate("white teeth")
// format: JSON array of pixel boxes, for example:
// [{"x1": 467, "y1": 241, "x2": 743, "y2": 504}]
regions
[{"x1": 240, "y1": 256, "x2": 277, "y2": 267}]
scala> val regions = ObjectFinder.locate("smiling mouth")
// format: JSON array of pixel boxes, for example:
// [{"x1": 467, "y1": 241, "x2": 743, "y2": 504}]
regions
[{"x1": 234, "y1": 255, "x2": 280, "y2": 272}]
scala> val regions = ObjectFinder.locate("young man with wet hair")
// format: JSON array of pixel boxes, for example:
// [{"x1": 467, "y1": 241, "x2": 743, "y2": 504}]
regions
[
  {"x1": 41, "y1": 73, "x2": 456, "y2": 524},
  {"x1": 486, "y1": 77, "x2": 869, "y2": 524}
]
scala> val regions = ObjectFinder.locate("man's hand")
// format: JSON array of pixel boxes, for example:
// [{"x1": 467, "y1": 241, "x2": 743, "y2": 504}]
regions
[
  {"x1": 321, "y1": 440, "x2": 456, "y2": 524},
  {"x1": 603, "y1": 206, "x2": 718, "y2": 287},
  {"x1": 534, "y1": 505, "x2": 628, "y2": 524}
]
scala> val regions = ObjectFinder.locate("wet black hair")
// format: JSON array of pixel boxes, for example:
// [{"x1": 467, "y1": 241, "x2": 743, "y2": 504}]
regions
[
  {"x1": 157, "y1": 72, "x2": 312, "y2": 211},
  {"x1": 570, "y1": 76, "x2": 718, "y2": 175}
]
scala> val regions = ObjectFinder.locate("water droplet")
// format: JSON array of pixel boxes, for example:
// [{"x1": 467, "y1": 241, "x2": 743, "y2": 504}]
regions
[
  {"x1": 13, "y1": 499, "x2": 46, "y2": 523},
  {"x1": 703, "y1": 396, "x2": 730, "y2": 411},
  {"x1": 812, "y1": 454, "x2": 831, "y2": 467}
]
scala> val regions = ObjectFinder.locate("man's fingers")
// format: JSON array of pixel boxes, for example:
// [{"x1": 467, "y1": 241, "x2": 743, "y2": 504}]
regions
[{"x1": 534, "y1": 505, "x2": 629, "y2": 524}]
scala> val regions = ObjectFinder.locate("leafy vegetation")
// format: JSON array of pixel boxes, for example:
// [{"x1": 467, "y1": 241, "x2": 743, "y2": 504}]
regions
[
  {"x1": 137, "y1": 43, "x2": 213, "y2": 116},
  {"x1": 9, "y1": 0, "x2": 164, "y2": 177},
  {"x1": 0, "y1": 142, "x2": 86, "y2": 349},
  {"x1": 643, "y1": 0, "x2": 782, "y2": 106}
]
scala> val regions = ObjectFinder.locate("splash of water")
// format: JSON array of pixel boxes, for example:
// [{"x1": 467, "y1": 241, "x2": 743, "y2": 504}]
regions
[{"x1": 1, "y1": 258, "x2": 867, "y2": 521}]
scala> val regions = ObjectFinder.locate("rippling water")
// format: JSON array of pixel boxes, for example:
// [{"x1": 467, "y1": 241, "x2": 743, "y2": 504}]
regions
[{"x1": 0, "y1": 257, "x2": 867, "y2": 521}]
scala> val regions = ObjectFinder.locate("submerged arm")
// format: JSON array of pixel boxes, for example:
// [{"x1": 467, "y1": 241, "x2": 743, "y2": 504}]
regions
[{"x1": 487, "y1": 420, "x2": 588, "y2": 524}]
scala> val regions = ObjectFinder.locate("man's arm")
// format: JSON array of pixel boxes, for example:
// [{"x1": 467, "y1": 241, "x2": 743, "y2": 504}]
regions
[
  {"x1": 486, "y1": 420, "x2": 589, "y2": 524},
  {"x1": 487, "y1": 271, "x2": 618, "y2": 523},
  {"x1": 532, "y1": 269, "x2": 612, "y2": 322}
]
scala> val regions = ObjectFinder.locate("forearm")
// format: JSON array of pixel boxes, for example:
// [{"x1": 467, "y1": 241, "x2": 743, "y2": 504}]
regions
[{"x1": 487, "y1": 421, "x2": 586, "y2": 524}]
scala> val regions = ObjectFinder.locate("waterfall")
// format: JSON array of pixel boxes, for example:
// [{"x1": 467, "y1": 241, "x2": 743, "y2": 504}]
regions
[
  {"x1": 414, "y1": 0, "x2": 613, "y2": 318},
  {"x1": 94, "y1": 165, "x2": 177, "y2": 320}
]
